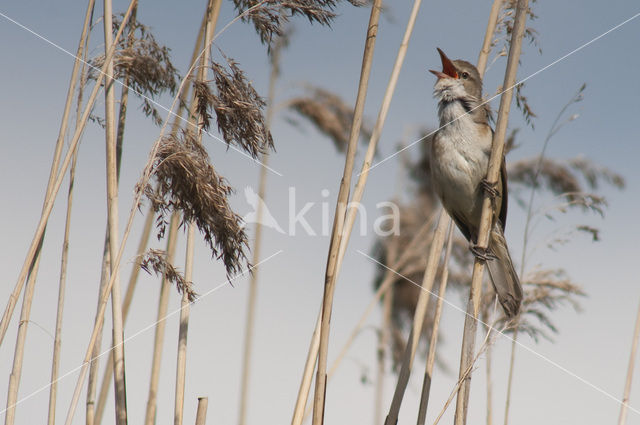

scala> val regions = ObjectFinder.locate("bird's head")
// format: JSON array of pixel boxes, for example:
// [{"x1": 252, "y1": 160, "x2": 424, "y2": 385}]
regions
[{"x1": 429, "y1": 48, "x2": 482, "y2": 103}]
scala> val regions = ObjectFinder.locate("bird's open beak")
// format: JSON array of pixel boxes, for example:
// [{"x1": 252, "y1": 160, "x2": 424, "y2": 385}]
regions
[{"x1": 429, "y1": 48, "x2": 458, "y2": 79}]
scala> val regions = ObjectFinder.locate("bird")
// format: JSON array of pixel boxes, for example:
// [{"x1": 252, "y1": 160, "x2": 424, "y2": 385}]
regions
[{"x1": 428, "y1": 48, "x2": 522, "y2": 317}]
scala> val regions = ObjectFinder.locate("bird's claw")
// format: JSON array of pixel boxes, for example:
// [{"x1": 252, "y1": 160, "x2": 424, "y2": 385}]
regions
[
  {"x1": 470, "y1": 244, "x2": 497, "y2": 262},
  {"x1": 480, "y1": 178, "x2": 499, "y2": 200}
]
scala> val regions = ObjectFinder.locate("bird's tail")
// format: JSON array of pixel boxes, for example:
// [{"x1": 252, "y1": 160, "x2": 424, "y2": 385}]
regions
[{"x1": 486, "y1": 224, "x2": 523, "y2": 318}]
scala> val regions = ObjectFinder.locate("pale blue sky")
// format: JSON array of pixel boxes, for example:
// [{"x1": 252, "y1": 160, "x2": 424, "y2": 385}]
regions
[{"x1": 1, "y1": 1, "x2": 640, "y2": 425}]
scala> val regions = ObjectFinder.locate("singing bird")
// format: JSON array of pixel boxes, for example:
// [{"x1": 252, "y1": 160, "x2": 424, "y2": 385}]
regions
[{"x1": 428, "y1": 48, "x2": 522, "y2": 317}]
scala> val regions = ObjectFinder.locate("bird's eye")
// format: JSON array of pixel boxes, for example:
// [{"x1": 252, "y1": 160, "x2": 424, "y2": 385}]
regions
[{"x1": 461, "y1": 72, "x2": 469, "y2": 80}]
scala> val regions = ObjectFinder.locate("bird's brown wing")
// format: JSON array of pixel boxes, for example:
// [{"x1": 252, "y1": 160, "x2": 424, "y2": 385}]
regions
[
  {"x1": 450, "y1": 210, "x2": 474, "y2": 243},
  {"x1": 498, "y1": 156, "x2": 508, "y2": 231}
]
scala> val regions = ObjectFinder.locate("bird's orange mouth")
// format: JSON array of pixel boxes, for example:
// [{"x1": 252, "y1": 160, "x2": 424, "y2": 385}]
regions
[{"x1": 429, "y1": 48, "x2": 458, "y2": 79}]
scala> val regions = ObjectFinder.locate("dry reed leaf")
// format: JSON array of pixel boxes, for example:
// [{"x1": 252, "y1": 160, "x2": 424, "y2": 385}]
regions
[
  {"x1": 141, "y1": 249, "x2": 197, "y2": 302},
  {"x1": 143, "y1": 130, "x2": 249, "y2": 278}
]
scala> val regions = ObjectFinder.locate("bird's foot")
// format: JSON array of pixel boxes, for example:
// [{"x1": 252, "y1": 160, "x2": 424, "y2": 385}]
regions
[
  {"x1": 480, "y1": 178, "x2": 499, "y2": 200},
  {"x1": 470, "y1": 243, "x2": 497, "y2": 262}
]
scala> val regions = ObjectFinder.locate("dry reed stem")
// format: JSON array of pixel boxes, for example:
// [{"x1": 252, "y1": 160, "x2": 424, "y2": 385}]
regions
[
  {"x1": 93, "y1": 205, "x2": 154, "y2": 425},
  {"x1": 47, "y1": 126, "x2": 81, "y2": 425},
  {"x1": 329, "y1": 215, "x2": 436, "y2": 380},
  {"x1": 65, "y1": 2, "x2": 262, "y2": 422},
  {"x1": 453, "y1": 1, "x2": 529, "y2": 424},
  {"x1": 375, "y1": 270, "x2": 394, "y2": 425},
  {"x1": 0, "y1": 0, "x2": 98, "y2": 347},
  {"x1": 0, "y1": 0, "x2": 135, "y2": 353},
  {"x1": 174, "y1": 2, "x2": 218, "y2": 424},
  {"x1": 336, "y1": 0, "x2": 423, "y2": 273},
  {"x1": 384, "y1": 209, "x2": 448, "y2": 425},
  {"x1": 417, "y1": 224, "x2": 454, "y2": 425},
  {"x1": 140, "y1": 13, "x2": 208, "y2": 425},
  {"x1": 618, "y1": 297, "x2": 640, "y2": 425},
  {"x1": 87, "y1": 244, "x2": 111, "y2": 423},
  {"x1": 291, "y1": 309, "x2": 322, "y2": 425},
  {"x1": 237, "y1": 151, "x2": 269, "y2": 425},
  {"x1": 56, "y1": 4, "x2": 139, "y2": 425},
  {"x1": 87, "y1": 4, "x2": 143, "y2": 416},
  {"x1": 4, "y1": 2, "x2": 96, "y2": 424},
  {"x1": 297, "y1": 214, "x2": 436, "y2": 424},
  {"x1": 174, "y1": 223, "x2": 196, "y2": 425},
  {"x1": 311, "y1": 2, "x2": 382, "y2": 423},
  {"x1": 433, "y1": 326, "x2": 497, "y2": 425},
  {"x1": 484, "y1": 307, "x2": 494, "y2": 425},
  {"x1": 143, "y1": 213, "x2": 180, "y2": 425},
  {"x1": 195, "y1": 397, "x2": 209, "y2": 425},
  {"x1": 502, "y1": 328, "x2": 518, "y2": 425},
  {"x1": 237, "y1": 28, "x2": 282, "y2": 425},
  {"x1": 4, "y1": 251, "x2": 39, "y2": 425},
  {"x1": 103, "y1": 1, "x2": 129, "y2": 422},
  {"x1": 373, "y1": 235, "x2": 399, "y2": 425},
  {"x1": 49, "y1": 38, "x2": 92, "y2": 417},
  {"x1": 477, "y1": 0, "x2": 504, "y2": 78},
  {"x1": 92, "y1": 7, "x2": 173, "y2": 412},
  {"x1": 52, "y1": 149, "x2": 81, "y2": 425}
]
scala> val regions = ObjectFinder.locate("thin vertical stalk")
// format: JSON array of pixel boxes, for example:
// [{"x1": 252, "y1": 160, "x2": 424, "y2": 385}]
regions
[
  {"x1": 174, "y1": 2, "x2": 218, "y2": 424},
  {"x1": 88, "y1": 6, "x2": 139, "y2": 423},
  {"x1": 335, "y1": 0, "x2": 423, "y2": 273},
  {"x1": 174, "y1": 223, "x2": 196, "y2": 425},
  {"x1": 312, "y1": 2, "x2": 382, "y2": 423},
  {"x1": 4, "y1": 251, "x2": 38, "y2": 425},
  {"x1": 416, "y1": 224, "x2": 454, "y2": 425},
  {"x1": 313, "y1": 2, "x2": 423, "y2": 416},
  {"x1": 87, "y1": 245, "x2": 110, "y2": 425},
  {"x1": 484, "y1": 308, "x2": 494, "y2": 425},
  {"x1": 502, "y1": 329, "x2": 518, "y2": 425},
  {"x1": 3, "y1": 2, "x2": 136, "y2": 358},
  {"x1": 93, "y1": 205, "x2": 155, "y2": 425},
  {"x1": 296, "y1": 216, "x2": 436, "y2": 425},
  {"x1": 47, "y1": 131, "x2": 81, "y2": 425},
  {"x1": 141, "y1": 12, "x2": 208, "y2": 425},
  {"x1": 103, "y1": 0, "x2": 129, "y2": 422},
  {"x1": 67, "y1": 1, "x2": 256, "y2": 421},
  {"x1": 4, "y1": 1, "x2": 96, "y2": 423},
  {"x1": 453, "y1": 1, "x2": 529, "y2": 424},
  {"x1": 374, "y1": 243, "x2": 396, "y2": 425},
  {"x1": 48, "y1": 33, "x2": 93, "y2": 416},
  {"x1": 384, "y1": 209, "x2": 448, "y2": 425},
  {"x1": 291, "y1": 309, "x2": 322, "y2": 425},
  {"x1": 142, "y1": 212, "x2": 180, "y2": 425},
  {"x1": 618, "y1": 297, "x2": 640, "y2": 425},
  {"x1": 195, "y1": 397, "x2": 209, "y2": 425},
  {"x1": 329, "y1": 217, "x2": 436, "y2": 381},
  {"x1": 50, "y1": 6, "x2": 94, "y2": 421},
  {"x1": 62, "y1": 3, "x2": 139, "y2": 424},
  {"x1": 477, "y1": 0, "x2": 504, "y2": 78},
  {"x1": 237, "y1": 26, "x2": 280, "y2": 425},
  {"x1": 0, "y1": 0, "x2": 96, "y2": 350}
]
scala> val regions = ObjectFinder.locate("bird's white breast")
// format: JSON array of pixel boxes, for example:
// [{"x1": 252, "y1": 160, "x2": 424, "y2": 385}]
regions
[{"x1": 430, "y1": 101, "x2": 492, "y2": 224}]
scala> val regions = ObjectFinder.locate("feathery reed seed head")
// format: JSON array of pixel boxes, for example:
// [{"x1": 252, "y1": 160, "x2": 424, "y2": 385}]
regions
[{"x1": 143, "y1": 130, "x2": 249, "y2": 278}]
